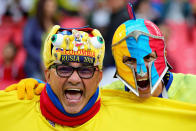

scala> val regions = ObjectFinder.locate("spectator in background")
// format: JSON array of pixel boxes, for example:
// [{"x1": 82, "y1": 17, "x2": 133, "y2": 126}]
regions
[
  {"x1": 87, "y1": 0, "x2": 110, "y2": 38},
  {"x1": 189, "y1": 0, "x2": 196, "y2": 43},
  {"x1": 59, "y1": 9, "x2": 86, "y2": 28},
  {"x1": 99, "y1": 0, "x2": 129, "y2": 86},
  {"x1": 133, "y1": 0, "x2": 156, "y2": 21},
  {"x1": 0, "y1": 0, "x2": 34, "y2": 24},
  {"x1": 0, "y1": 0, "x2": 28, "y2": 89},
  {"x1": 23, "y1": 0, "x2": 59, "y2": 80},
  {"x1": 103, "y1": 0, "x2": 129, "y2": 68},
  {"x1": 0, "y1": 43, "x2": 25, "y2": 90},
  {"x1": 161, "y1": 0, "x2": 196, "y2": 74},
  {"x1": 57, "y1": 0, "x2": 87, "y2": 28}
]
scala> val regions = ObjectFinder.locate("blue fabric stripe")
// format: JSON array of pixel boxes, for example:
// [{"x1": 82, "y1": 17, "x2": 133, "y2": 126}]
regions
[
  {"x1": 150, "y1": 62, "x2": 159, "y2": 86},
  {"x1": 46, "y1": 83, "x2": 99, "y2": 117},
  {"x1": 46, "y1": 83, "x2": 66, "y2": 114},
  {"x1": 165, "y1": 72, "x2": 173, "y2": 91},
  {"x1": 125, "y1": 85, "x2": 130, "y2": 91},
  {"x1": 158, "y1": 92, "x2": 162, "y2": 98},
  {"x1": 34, "y1": 78, "x2": 45, "y2": 83},
  {"x1": 125, "y1": 19, "x2": 150, "y2": 74},
  {"x1": 124, "y1": 19, "x2": 159, "y2": 87},
  {"x1": 158, "y1": 72, "x2": 173, "y2": 98}
]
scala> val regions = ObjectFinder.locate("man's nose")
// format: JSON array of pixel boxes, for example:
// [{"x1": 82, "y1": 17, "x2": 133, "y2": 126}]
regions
[
  {"x1": 67, "y1": 70, "x2": 81, "y2": 85},
  {"x1": 136, "y1": 58, "x2": 147, "y2": 77}
]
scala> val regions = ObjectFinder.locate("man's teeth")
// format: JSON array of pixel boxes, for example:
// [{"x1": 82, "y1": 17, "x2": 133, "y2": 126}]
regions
[
  {"x1": 66, "y1": 89, "x2": 81, "y2": 91},
  {"x1": 137, "y1": 78, "x2": 148, "y2": 81},
  {"x1": 64, "y1": 88, "x2": 82, "y2": 101}
]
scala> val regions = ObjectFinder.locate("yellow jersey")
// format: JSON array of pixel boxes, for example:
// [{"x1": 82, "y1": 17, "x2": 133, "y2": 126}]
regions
[{"x1": 0, "y1": 89, "x2": 196, "y2": 131}]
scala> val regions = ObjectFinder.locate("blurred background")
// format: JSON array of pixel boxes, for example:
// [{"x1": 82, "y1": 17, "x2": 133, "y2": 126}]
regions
[{"x1": 0, "y1": 0, "x2": 196, "y2": 89}]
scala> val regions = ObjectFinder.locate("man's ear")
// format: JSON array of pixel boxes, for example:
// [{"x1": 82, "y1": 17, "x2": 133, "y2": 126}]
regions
[
  {"x1": 98, "y1": 71, "x2": 103, "y2": 84},
  {"x1": 44, "y1": 69, "x2": 50, "y2": 82}
]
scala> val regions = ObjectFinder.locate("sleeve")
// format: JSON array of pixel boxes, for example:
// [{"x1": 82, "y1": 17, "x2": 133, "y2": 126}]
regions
[
  {"x1": 168, "y1": 73, "x2": 196, "y2": 104},
  {"x1": 0, "y1": 90, "x2": 39, "y2": 130},
  {"x1": 102, "y1": 80, "x2": 125, "y2": 91}
]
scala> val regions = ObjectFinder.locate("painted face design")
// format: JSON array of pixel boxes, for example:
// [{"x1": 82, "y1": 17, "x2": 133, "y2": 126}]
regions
[{"x1": 112, "y1": 19, "x2": 169, "y2": 96}]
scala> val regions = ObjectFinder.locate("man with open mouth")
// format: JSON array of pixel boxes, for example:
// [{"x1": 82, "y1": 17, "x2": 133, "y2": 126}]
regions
[
  {"x1": 107, "y1": 3, "x2": 196, "y2": 103},
  {"x1": 111, "y1": 15, "x2": 169, "y2": 99}
]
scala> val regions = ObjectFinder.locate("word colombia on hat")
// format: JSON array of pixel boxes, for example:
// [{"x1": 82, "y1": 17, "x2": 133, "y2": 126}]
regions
[{"x1": 43, "y1": 25, "x2": 105, "y2": 70}]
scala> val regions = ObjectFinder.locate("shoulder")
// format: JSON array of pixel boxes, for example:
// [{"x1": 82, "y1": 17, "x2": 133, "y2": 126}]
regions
[
  {"x1": 98, "y1": 89, "x2": 196, "y2": 131},
  {"x1": 0, "y1": 90, "x2": 41, "y2": 130},
  {"x1": 0, "y1": 90, "x2": 40, "y2": 107},
  {"x1": 101, "y1": 80, "x2": 125, "y2": 91},
  {"x1": 173, "y1": 73, "x2": 196, "y2": 80},
  {"x1": 100, "y1": 89, "x2": 196, "y2": 114},
  {"x1": 0, "y1": 90, "x2": 18, "y2": 100},
  {"x1": 168, "y1": 73, "x2": 196, "y2": 104},
  {"x1": 170, "y1": 73, "x2": 196, "y2": 88}
]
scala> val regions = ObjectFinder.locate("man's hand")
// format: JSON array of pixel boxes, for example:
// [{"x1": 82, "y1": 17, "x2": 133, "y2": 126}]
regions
[{"x1": 5, "y1": 78, "x2": 45, "y2": 100}]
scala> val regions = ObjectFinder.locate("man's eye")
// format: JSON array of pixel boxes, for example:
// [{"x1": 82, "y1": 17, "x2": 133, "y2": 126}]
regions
[
  {"x1": 58, "y1": 66, "x2": 72, "y2": 73},
  {"x1": 123, "y1": 56, "x2": 137, "y2": 66},
  {"x1": 129, "y1": 58, "x2": 136, "y2": 62},
  {"x1": 79, "y1": 67, "x2": 93, "y2": 74},
  {"x1": 125, "y1": 58, "x2": 137, "y2": 64},
  {"x1": 144, "y1": 55, "x2": 157, "y2": 62},
  {"x1": 144, "y1": 55, "x2": 150, "y2": 59}
]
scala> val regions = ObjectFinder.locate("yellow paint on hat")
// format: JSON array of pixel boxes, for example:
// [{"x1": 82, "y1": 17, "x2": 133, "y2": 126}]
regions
[{"x1": 43, "y1": 25, "x2": 105, "y2": 70}]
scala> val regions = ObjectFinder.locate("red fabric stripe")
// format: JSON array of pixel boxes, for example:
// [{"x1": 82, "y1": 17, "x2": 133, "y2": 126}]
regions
[
  {"x1": 40, "y1": 87, "x2": 101, "y2": 126},
  {"x1": 144, "y1": 20, "x2": 166, "y2": 76}
]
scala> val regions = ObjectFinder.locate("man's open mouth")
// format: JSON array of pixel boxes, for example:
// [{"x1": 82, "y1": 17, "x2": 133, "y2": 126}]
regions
[
  {"x1": 64, "y1": 89, "x2": 83, "y2": 102},
  {"x1": 137, "y1": 79, "x2": 150, "y2": 90}
]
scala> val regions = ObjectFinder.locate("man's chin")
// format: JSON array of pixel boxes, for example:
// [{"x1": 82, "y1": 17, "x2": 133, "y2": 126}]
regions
[
  {"x1": 138, "y1": 85, "x2": 151, "y2": 98},
  {"x1": 138, "y1": 92, "x2": 151, "y2": 98},
  {"x1": 61, "y1": 95, "x2": 85, "y2": 114},
  {"x1": 62, "y1": 104, "x2": 84, "y2": 114}
]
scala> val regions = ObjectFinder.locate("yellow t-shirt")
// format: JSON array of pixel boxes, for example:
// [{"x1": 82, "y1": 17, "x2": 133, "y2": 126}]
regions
[{"x1": 0, "y1": 89, "x2": 196, "y2": 131}]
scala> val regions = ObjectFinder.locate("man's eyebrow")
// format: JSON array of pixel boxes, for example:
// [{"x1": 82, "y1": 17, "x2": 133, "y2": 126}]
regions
[
  {"x1": 82, "y1": 63, "x2": 93, "y2": 66},
  {"x1": 123, "y1": 56, "x2": 135, "y2": 63},
  {"x1": 62, "y1": 62, "x2": 69, "y2": 66},
  {"x1": 143, "y1": 51, "x2": 157, "y2": 59}
]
